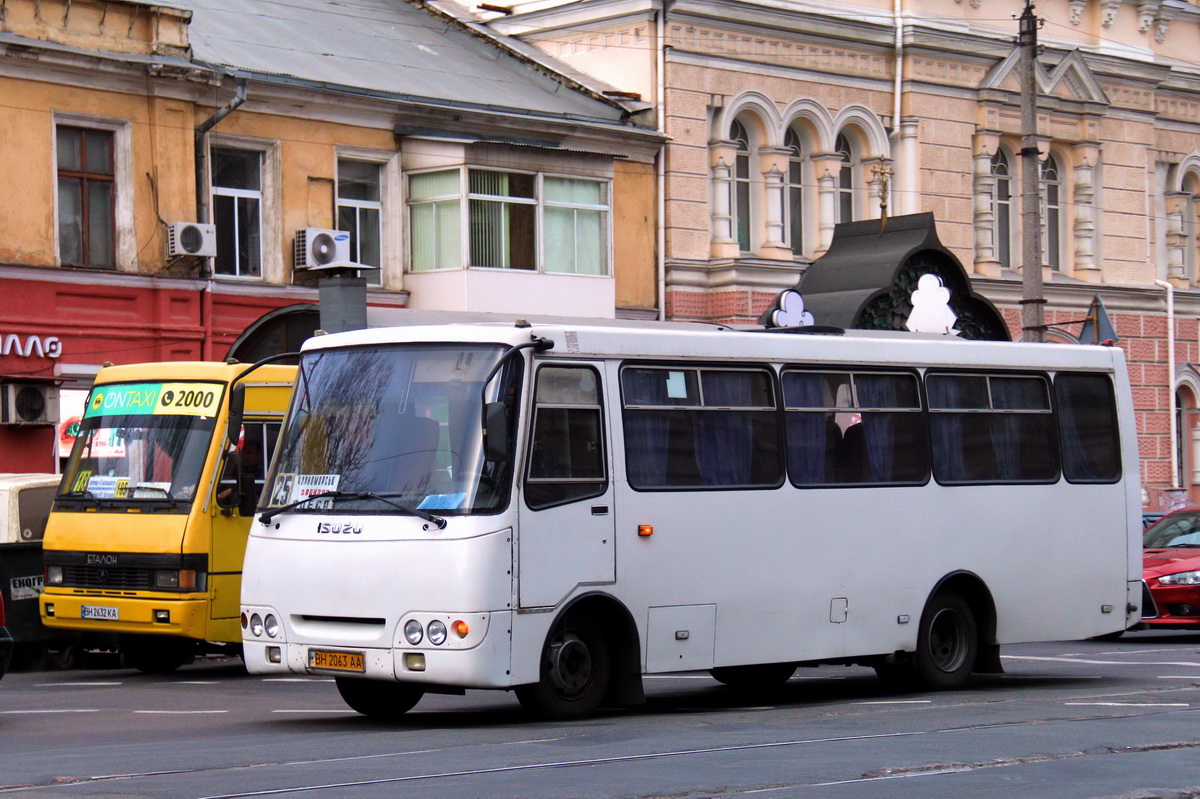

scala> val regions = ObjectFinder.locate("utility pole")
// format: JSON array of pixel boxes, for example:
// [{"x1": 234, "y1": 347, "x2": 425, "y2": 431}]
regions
[{"x1": 1019, "y1": 0, "x2": 1045, "y2": 342}]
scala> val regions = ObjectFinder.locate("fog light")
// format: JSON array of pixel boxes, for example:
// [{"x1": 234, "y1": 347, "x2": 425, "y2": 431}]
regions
[
  {"x1": 250, "y1": 613, "x2": 264, "y2": 637},
  {"x1": 154, "y1": 609, "x2": 170, "y2": 623},
  {"x1": 428, "y1": 620, "x2": 447, "y2": 646},
  {"x1": 267, "y1": 646, "x2": 282, "y2": 664},
  {"x1": 404, "y1": 652, "x2": 426, "y2": 672},
  {"x1": 45, "y1": 603, "x2": 55, "y2": 617}
]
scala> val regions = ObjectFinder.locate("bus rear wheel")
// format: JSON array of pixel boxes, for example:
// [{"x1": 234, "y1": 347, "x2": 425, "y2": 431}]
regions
[
  {"x1": 710, "y1": 663, "x2": 796, "y2": 690},
  {"x1": 335, "y1": 677, "x2": 424, "y2": 720},
  {"x1": 875, "y1": 591, "x2": 978, "y2": 691},
  {"x1": 516, "y1": 615, "x2": 610, "y2": 721}
]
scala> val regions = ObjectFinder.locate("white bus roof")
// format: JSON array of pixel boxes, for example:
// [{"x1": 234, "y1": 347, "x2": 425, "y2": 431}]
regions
[{"x1": 302, "y1": 320, "x2": 1123, "y2": 372}]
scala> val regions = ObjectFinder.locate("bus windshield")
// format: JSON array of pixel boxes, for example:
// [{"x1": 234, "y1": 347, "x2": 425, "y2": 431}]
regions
[
  {"x1": 264, "y1": 343, "x2": 516, "y2": 516},
  {"x1": 59, "y1": 380, "x2": 225, "y2": 510}
]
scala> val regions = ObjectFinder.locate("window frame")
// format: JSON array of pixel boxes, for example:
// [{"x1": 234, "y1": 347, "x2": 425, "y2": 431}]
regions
[
  {"x1": 336, "y1": 158, "x2": 384, "y2": 286},
  {"x1": 619, "y1": 362, "x2": 783, "y2": 492},
  {"x1": 1041, "y1": 154, "x2": 1063, "y2": 272},
  {"x1": 1054, "y1": 371, "x2": 1122, "y2": 485},
  {"x1": 991, "y1": 149, "x2": 1013, "y2": 269},
  {"x1": 524, "y1": 363, "x2": 609, "y2": 511},
  {"x1": 52, "y1": 114, "x2": 132, "y2": 270},
  {"x1": 785, "y1": 128, "x2": 806, "y2": 257},
  {"x1": 405, "y1": 165, "x2": 613, "y2": 276},
  {"x1": 835, "y1": 133, "x2": 856, "y2": 224},
  {"x1": 210, "y1": 145, "x2": 265, "y2": 279},
  {"x1": 927, "y1": 370, "x2": 1059, "y2": 486},
  {"x1": 781, "y1": 367, "x2": 928, "y2": 488}
]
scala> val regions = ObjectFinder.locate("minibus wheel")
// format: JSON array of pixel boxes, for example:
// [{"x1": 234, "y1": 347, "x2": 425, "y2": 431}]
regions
[
  {"x1": 516, "y1": 614, "x2": 610, "y2": 721},
  {"x1": 335, "y1": 677, "x2": 424, "y2": 720},
  {"x1": 913, "y1": 591, "x2": 978, "y2": 690}
]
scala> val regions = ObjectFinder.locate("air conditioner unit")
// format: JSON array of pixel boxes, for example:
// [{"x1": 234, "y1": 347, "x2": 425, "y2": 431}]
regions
[
  {"x1": 295, "y1": 228, "x2": 352, "y2": 269},
  {"x1": 1, "y1": 383, "x2": 60, "y2": 426},
  {"x1": 167, "y1": 222, "x2": 218, "y2": 257}
]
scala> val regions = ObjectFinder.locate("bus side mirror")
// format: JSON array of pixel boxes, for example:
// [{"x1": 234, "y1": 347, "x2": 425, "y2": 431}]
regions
[
  {"x1": 216, "y1": 454, "x2": 241, "y2": 511},
  {"x1": 226, "y1": 385, "x2": 246, "y2": 447},
  {"x1": 484, "y1": 402, "x2": 509, "y2": 462}
]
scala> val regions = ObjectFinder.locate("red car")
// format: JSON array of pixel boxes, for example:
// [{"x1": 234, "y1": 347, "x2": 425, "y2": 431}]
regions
[{"x1": 1143, "y1": 506, "x2": 1200, "y2": 628}]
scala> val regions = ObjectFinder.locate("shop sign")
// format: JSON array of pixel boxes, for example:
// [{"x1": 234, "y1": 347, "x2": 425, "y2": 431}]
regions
[{"x1": 1, "y1": 335, "x2": 62, "y2": 358}]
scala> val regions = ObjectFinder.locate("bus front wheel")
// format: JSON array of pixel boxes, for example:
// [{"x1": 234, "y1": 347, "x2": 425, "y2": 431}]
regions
[
  {"x1": 516, "y1": 615, "x2": 611, "y2": 721},
  {"x1": 335, "y1": 677, "x2": 424, "y2": 720}
]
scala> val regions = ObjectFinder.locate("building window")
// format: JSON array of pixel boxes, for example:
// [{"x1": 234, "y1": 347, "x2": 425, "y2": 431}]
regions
[
  {"x1": 991, "y1": 150, "x2": 1012, "y2": 269},
  {"x1": 211, "y1": 147, "x2": 262, "y2": 278},
  {"x1": 785, "y1": 128, "x2": 805, "y2": 256},
  {"x1": 56, "y1": 126, "x2": 114, "y2": 268},
  {"x1": 337, "y1": 159, "x2": 382, "y2": 285},
  {"x1": 731, "y1": 119, "x2": 753, "y2": 252},
  {"x1": 407, "y1": 168, "x2": 610, "y2": 275},
  {"x1": 835, "y1": 133, "x2": 855, "y2": 224},
  {"x1": 1042, "y1": 154, "x2": 1062, "y2": 271}
]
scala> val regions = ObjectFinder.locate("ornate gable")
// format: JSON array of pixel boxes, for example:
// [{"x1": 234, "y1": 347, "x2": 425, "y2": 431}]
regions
[{"x1": 980, "y1": 49, "x2": 1109, "y2": 107}]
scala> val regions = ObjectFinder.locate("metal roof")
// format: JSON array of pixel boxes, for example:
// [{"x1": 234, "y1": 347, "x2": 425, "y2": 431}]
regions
[{"x1": 177, "y1": 0, "x2": 630, "y2": 125}]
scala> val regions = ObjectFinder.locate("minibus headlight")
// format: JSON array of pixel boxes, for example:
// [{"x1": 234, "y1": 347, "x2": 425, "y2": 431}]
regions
[
  {"x1": 1159, "y1": 570, "x2": 1200, "y2": 586},
  {"x1": 154, "y1": 570, "x2": 180, "y2": 588},
  {"x1": 45, "y1": 566, "x2": 63, "y2": 585},
  {"x1": 427, "y1": 620, "x2": 447, "y2": 646},
  {"x1": 264, "y1": 614, "x2": 279, "y2": 638},
  {"x1": 250, "y1": 613, "x2": 264, "y2": 637},
  {"x1": 404, "y1": 619, "x2": 424, "y2": 646}
]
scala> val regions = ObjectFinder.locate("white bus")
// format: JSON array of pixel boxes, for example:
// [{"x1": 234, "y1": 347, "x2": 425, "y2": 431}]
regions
[{"x1": 240, "y1": 320, "x2": 1141, "y2": 720}]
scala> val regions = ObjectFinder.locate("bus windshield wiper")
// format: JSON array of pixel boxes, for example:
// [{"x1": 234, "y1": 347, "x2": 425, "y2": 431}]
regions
[
  {"x1": 56, "y1": 490, "x2": 101, "y2": 508},
  {"x1": 258, "y1": 490, "x2": 447, "y2": 529}
]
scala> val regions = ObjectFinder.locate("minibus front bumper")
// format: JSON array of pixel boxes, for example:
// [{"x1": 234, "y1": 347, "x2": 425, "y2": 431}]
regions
[{"x1": 40, "y1": 592, "x2": 212, "y2": 639}]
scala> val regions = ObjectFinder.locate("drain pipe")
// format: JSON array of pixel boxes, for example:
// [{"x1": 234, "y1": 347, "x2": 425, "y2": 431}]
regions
[
  {"x1": 1156, "y1": 279, "x2": 1178, "y2": 489},
  {"x1": 656, "y1": 0, "x2": 669, "y2": 320},
  {"x1": 194, "y1": 78, "x2": 247, "y2": 360}
]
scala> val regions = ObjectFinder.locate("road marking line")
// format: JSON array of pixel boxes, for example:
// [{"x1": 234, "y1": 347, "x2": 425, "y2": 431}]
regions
[
  {"x1": 134, "y1": 710, "x2": 230, "y2": 714},
  {"x1": 1157, "y1": 676, "x2": 1200, "y2": 680},
  {"x1": 262, "y1": 678, "x2": 334, "y2": 683},
  {"x1": 271, "y1": 710, "x2": 354, "y2": 714},
  {"x1": 853, "y1": 700, "x2": 932, "y2": 705},
  {"x1": 1004, "y1": 655, "x2": 1200, "y2": 667},
  {"x1": 37, "y1": 682, "x2": 123, "y2": 687},
  {"x1": 174, "y1": 681, "x2": 219, "y2": 685},
  {"x1": 0, "y1": 709, "x2": 100, "y2": 714},
  {"x1": 1064, "y1": 702, "x2": 1189, "y2": 707}
]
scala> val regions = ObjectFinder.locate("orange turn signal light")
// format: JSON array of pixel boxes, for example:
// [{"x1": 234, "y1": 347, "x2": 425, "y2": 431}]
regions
[
  {"x1": 638, "y1": 525, "x2": 654, "y2": 537},
  {"x1": 452, "y1": 620, "x2": 470, "y2": 637}
]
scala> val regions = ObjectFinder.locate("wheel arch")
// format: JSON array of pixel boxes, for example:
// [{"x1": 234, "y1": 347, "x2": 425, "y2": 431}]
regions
[
  {"x1": 556, "y1": 591, "x2": 645, "y2": 707},
  {"x1": 928, "y1": 571, "x2": 1002, "y2": 674}
]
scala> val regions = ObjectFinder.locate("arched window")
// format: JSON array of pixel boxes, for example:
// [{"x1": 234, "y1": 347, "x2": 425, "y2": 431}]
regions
[
  {"x1": 991, "y1": 150, "x2": 1012, "y2": 269},
  {"x1": 785, "y1": 128, "x2": 805, "y2": 256},
  {"x1": 1183, "y1": 173, "x2": 1200, "y2": 283},
  {"x1": 731, "y1": 119, "x2": 753, "y2": 252},
  {"x1": 1042, "y1": 154, "x2": 1062, "y2": 271},
  {"x1": 835, "y1": 133, "x2": 855, "y2": 223}
]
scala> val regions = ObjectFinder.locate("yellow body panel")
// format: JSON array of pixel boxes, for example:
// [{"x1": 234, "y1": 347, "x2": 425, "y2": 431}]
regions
[{"x1": 41, "y1": 361, "x2": 295, "y2": 644}]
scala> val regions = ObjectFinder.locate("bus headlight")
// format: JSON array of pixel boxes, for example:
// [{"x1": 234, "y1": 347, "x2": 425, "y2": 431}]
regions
[
  {"x1": 45, "y1": 566, "x2": 63, "y2": 585},
  {"x1": 250, "y1": 613, "x2": 264, "y2": 637},
  {"x1": 154, "y1": 569, "x2": 200, "y2": 590},
  {"x1": 264, "y1": 614, "x2": 280, "y2": 638},
  {"x1": 404, "y1": 619, "x2": 424, "y2": 645},
  {"x1": 427, "y1": 620, "x2": 447, "y2": 646},
  {"x1": 1159, "y1": 570, "x2": 1200, "y2": 586}
]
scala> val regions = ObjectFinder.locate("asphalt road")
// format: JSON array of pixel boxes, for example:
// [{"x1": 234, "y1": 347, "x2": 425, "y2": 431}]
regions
[{"x1": 3, "y1": 630, "x2": 1200, "y2": 799}]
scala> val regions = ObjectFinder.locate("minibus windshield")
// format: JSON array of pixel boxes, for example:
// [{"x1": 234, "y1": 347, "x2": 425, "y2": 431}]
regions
[{"x1": 264, "y1": 343, "x2": 517, "y2": 516}]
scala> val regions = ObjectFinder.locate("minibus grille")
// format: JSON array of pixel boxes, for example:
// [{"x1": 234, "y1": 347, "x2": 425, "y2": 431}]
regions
[{"x1": 61, "y1": 565, "x2": 152, "y2": 590}]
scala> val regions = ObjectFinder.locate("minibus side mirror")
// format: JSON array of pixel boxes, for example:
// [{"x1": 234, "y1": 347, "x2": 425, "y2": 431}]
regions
[
  {"x1": 215, "y1": 453, "x2": 242, "y2": 511},
  {"x1": 484, "y1": 402, "x2": 509, "y2": 462},
  {"x1": 226, "y1": 385, "x2": 245, "y2": 447}
]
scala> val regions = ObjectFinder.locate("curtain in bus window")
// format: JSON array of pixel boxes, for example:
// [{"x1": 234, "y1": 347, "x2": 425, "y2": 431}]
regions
[
  {"x1": 928, "y1": 376, "x2": 968, "y2": 482},
  {"x1": 989, "y1": 377, "x2": 1055, "y2": 482},
  {"x1": 1056, "y1": 373, "x2": 1120, "y2": 482},
  {"x1": 856, "y1": 375, "x2": 897, "y2": 482},
  {"x1": 783, "y1": 372, "x2": 835, "y2": 484},
  {"x1": 622, "y1": 369, "x2": 672, "y2": 488},
  {"x1": 694, "y1": 371, "x2": 756, "y2": 486}
]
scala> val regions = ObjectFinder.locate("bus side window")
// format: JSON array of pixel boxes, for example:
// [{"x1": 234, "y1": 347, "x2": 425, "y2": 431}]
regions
[
  {"x1": 1056, "y1": 372, "x2": 1121, "y2": 483},
  {"x1": 525, "y1": 366, "x2": 607, "y2": 510}
]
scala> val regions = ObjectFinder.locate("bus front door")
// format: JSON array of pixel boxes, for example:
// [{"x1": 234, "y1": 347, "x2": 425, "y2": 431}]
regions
[{"x1": 517, "y1": 363, "x2": 615, "y2": 609}]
